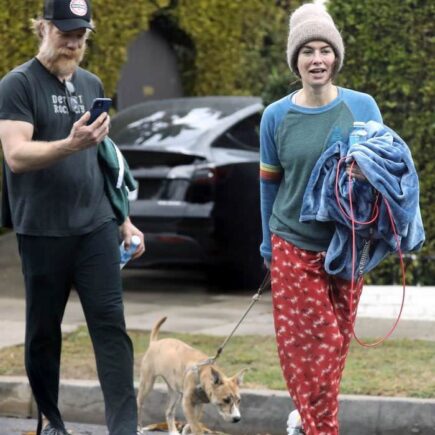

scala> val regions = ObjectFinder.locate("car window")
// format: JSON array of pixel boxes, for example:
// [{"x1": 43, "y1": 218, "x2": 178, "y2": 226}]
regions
[
  {"x1": 111, "y1": 107, "x2": 230, "y2": 147},
  {"x1": 211, "y1": 114, "x2": 260, "y2": 151}
]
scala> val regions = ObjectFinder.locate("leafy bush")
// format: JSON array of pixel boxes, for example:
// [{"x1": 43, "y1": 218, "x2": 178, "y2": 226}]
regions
[
  {"x1": 0, "y1": 1, "x2": 170, "y2": 96},
  {"x1": 328, "y1": 0, "x2": 435, "y2": 283},
  {"x1": 173, "y1": 0, "x2": 299, "y2": 97}
]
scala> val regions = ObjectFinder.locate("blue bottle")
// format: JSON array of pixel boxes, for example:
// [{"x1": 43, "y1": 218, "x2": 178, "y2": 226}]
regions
[
  {"x1": 349, "y1": 121, "x2": 367, "y2": 146},
  {"x1": 120, "y1": 235, "x2": 141, "y2": 269}
]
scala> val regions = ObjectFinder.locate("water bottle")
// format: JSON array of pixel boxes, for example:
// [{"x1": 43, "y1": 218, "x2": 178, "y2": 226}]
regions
[
  {"x1": 119, "y1": 235, "x2": 141, "y2": 269},
  {"x1": 349, "y1": 121, "x2": 367, "y2": 146}
]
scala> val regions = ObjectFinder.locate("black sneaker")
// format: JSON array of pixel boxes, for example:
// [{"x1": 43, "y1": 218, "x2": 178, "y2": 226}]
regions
[{"x1": 40, "y1": 423, "x2": 69, "y2": 435}]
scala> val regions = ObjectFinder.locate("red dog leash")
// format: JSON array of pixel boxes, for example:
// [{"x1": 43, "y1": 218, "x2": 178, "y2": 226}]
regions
[{"x1": 335, "y1": 158, "x2": 406, "y2": 347}]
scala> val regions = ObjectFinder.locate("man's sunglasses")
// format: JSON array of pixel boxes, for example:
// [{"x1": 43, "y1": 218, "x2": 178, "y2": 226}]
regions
[{"x1": 64, "y1": 80, "x2": 79, "y2": 114}]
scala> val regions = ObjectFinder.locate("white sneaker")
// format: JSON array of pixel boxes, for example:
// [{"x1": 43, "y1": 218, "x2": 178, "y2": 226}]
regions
[{"x1": 287, "y1": 409, "x2": 305, "y2": 435}]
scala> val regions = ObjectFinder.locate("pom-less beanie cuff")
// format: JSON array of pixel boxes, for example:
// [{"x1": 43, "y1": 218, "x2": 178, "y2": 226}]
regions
[{"x1": 287, "y1": 3, "x2": 344, "y2": 76}]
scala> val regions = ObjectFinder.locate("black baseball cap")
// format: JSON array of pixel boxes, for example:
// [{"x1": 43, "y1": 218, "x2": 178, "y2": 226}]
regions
[{"x1": 43, "y1": 0, "x2": 94, "y2": 32}]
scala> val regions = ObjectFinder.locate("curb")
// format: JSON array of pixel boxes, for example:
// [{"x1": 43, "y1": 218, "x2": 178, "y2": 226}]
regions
[{"x1": 1, "y1": 377, "x2": 435, "y2": 434}]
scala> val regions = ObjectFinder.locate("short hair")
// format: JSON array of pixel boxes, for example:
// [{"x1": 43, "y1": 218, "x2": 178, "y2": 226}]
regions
[{"x1": 30, "y1": 17, "x2": 94, "y2": 42}]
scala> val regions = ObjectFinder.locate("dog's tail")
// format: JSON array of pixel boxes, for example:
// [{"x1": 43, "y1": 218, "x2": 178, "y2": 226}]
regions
[{"x1": 150, "y1": 316, "x2": 167, "y2": 342}]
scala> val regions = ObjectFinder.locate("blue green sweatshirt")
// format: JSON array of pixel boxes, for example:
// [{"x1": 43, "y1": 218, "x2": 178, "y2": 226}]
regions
[{"x1": 259, "y1": 86, "x2": 383, "y2": 262}]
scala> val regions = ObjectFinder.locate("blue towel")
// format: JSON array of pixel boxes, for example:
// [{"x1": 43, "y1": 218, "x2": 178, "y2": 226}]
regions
[{"x1": 300, "y1": 121, "x2": 425, "y2": 280}]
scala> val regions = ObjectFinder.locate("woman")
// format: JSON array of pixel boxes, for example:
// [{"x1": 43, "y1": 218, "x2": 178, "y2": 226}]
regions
[{"x1": 259, "y1": 3, "x2": 382, "y2": 435}]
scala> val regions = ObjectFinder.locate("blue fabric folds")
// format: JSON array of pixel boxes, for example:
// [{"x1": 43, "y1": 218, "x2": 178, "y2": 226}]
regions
[{"x1": 300, "y1": 121, "x2": 425, "y2": 280}]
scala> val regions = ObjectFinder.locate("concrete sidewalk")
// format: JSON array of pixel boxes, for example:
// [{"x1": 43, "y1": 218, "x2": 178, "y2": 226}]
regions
[
  {"x1": 1, "y1": 230, "x2": 435, "y2": 346},
  {"x1": 1, "y1": 283, "x2": 435, "y2": 348}
]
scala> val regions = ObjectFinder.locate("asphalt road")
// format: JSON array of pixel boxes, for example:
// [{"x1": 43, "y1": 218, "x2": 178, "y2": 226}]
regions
[
  {"x1": 0, "y1": 416, "x2": 109, "y2": 434},
  {"x1": 0, "y1": 416, "x2": 195, "y2": 434}
]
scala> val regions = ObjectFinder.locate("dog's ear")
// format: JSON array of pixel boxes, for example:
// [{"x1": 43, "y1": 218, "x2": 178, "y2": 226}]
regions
[
  {"x1": 233, "y1": 368, "x2": 248, "y2": 386},
  {"x1": 211, "y1": 367, "x2": 223, "y2": 385}
]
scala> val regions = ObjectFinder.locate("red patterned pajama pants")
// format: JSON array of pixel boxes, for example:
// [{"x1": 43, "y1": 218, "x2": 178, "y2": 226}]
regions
[{"x1": 271, "y1": 234, "x2": 362, "y2": 435}]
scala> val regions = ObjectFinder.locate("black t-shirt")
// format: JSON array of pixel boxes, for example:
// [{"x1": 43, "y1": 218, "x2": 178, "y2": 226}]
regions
[{"x1": 0, "y1": 58, "x2": 114, "y2": 235}]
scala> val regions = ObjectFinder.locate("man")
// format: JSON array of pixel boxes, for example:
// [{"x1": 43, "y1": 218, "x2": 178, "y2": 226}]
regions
[{"x1": 0, "y1": 1, "x2": 144, "y2": 434}]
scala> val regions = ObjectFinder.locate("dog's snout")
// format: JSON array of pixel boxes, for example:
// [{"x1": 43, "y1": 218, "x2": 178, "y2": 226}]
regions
[{"x1": 232, "y1": 416, "x2": 241, "y2": 423}]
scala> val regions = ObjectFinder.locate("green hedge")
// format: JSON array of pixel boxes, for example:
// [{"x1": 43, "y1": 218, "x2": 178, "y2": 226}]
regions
[
  {"x1": 0, "y1": 1, "x2": 39, "y2": 78},
  {"x1": 87, "y1": 0, "x2": 169, "y2": 96},
  {"x1": 0, "y1": 1, "x2": 169, "y2": 97},
  {"x1": 0, "y1": 0, "x2": 294, "y2": 98},
  {"x1": 174, "y1": 0, "x2": 297, "y2": 97},
  {"x1": 328, "y1": 0, "x2": 435, "y2": 284}
]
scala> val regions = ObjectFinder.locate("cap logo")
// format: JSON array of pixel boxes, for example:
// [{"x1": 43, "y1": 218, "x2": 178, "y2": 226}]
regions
[{"x1": 70, "y1": 0, "x2": 88, "y2": 17}]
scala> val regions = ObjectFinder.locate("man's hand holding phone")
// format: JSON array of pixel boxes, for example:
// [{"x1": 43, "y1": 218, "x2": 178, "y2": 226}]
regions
[
  {"x1": 64, "y1": 98, "x2": 112, "y2": 153},
  {"x1": 87, "y1": 98, "x2": 112, "y2": 125}
]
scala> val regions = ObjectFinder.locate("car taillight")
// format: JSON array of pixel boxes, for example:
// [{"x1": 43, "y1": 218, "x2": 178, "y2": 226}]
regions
[
  {"x1": 191, "y1": 167, "x2": 216, "y2": 184},
  {"x1": 187, "y1": 167, "x2": 216, "y2": 203},
  {"x1": 192, "y1": 166, "x2": 231, "y2": 184}
]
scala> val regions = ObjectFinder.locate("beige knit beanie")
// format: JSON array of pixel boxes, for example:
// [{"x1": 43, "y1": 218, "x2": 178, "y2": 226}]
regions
[{"x1": 287, "y1": 3, "x2": 344, "y2": 76}]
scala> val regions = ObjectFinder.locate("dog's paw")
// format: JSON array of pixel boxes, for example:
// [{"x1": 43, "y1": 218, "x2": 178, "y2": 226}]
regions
[
  {"x1": 181, "y1": 424, "x2": 191, "y2": 435},
  {"x1": 169, "y1": 432, "x2": 181, "y2": 435}
]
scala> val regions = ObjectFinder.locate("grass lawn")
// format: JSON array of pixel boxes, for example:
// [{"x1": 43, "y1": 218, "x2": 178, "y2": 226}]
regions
[{"x1": 1, "y1": 326, "x2": 435, "y2": 398}]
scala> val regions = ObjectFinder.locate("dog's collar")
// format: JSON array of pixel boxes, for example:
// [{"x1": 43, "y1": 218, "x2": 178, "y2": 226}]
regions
[
  {"x1": 187, "y1": 362, "x2": 206, "y2": 386},
  {"x1": 190, "y1": 365, "x2": 210, "y2": 404},
  {"x1": 185, "y1": 359, "x2": 214, "y2": 403},
  {"x1": 194, "y1": 385, "x2": 210, "y2": 403},
  {"x1": 186, "y1": 358, "x2": 215, "y2": 380}
]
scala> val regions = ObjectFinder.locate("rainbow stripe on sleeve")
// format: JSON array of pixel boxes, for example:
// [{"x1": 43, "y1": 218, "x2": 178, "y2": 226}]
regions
[{"x1": 260, "y1": 162, "x2": 283, "y2": 183}]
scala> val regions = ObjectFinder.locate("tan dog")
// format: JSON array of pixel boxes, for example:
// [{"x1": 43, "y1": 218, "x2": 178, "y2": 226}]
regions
[{"x1": 137, "y1": 316, "x2": 247, "y2": 435}]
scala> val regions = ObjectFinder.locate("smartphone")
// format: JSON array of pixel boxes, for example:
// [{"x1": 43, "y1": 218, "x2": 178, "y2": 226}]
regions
[{"x1": 87, "y1": 98, "x2": 112, "y2": 125}]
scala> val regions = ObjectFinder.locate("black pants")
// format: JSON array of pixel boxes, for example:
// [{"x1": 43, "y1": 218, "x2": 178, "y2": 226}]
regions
[{"x1": 17, "y1": 220, "x2": 137, "y2": 435}]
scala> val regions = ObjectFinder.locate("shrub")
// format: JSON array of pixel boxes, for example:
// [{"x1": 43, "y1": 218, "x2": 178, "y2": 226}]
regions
[
  {"x1": 174, "y1": 0, "x2": 298, "y2": 97},
  {"x1": 328, "y1": 0, "x2": 435, "y2": 283}
]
